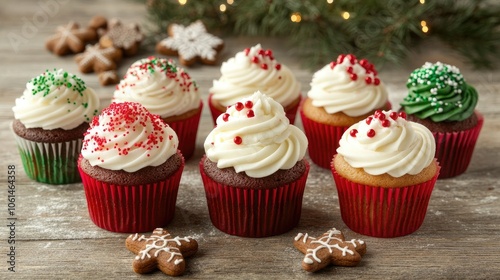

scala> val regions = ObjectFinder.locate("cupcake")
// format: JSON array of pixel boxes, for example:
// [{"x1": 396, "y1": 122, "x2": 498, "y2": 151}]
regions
[
  {"x1": 209, "y1": 44, "x2": 301, "y2": 125},
  {"x1": 78, "y1": 102, "x2": 184, "y2": 233},
  {"x1": 400, "y1": 62, "x2": 483, "y2": 178},
  {"x1": 11, "y1": 69, "x2": 100, "y2": 184},
  {"x1": 200, "y1": 91, "x2": 309, "y2": 237},
  {"x1": 300, "y1": 54, "x2": 391, "y2": 169},
  {"x1": 331, "y1": 109, "x2": 440, "y2": 238},
  {"x1": 113, "y1": 56, "x2": 202, "y2": 160}
]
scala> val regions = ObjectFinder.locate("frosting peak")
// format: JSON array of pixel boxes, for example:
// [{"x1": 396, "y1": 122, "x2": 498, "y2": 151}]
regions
[
  {"x1": 210, "y1": 44, "x2": 301, "y2": 107},
  {"x1": 400, "y1": 62, "x2": 478, "y2": 122},
  {"x1": 307, "y1": 54, "x2": 388, "y2": 116},
  {"x1": 204, "y1": 91, "x2": 307, "y2": 178},
  {"x1": 113, "y1": 56, "x2": 200, "y2": 118},
  {"x1": 81, "y1": 102, "x2": 178, "y2": 172},
  {"x1": 12, "y1": 69, "x2": 100, "y2": 130},
  {"x1": 337, "y1": 110, "x2": 435, "y2": 177}
]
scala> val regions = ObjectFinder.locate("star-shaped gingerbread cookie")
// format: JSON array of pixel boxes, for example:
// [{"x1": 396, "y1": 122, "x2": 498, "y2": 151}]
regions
[
  {"x1": 126, "y1": 228, "x2": 198, "y2": 276},
  {"x1": 156, "y1": 20, "x2": 224, "y2": 66},
  {"x1": 45, "y1": 22, "x2": 97, "y2": 56},
  {"x1": 294, "y1": 227, "x2": 366, "y2": 272},
  {"x1": 74, "y1": 44, "x2": 122, "y2": 73}
]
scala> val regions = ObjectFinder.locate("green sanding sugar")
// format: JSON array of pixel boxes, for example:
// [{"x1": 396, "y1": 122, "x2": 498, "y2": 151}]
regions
[{"x1": 30, "y1": 68, "x2": 87, "y2": 97}]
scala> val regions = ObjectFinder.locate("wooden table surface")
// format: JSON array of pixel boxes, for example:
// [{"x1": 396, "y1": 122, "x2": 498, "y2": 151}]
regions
[{"x1": 1, "y1": 1, "x2": 499, "y2": 279}]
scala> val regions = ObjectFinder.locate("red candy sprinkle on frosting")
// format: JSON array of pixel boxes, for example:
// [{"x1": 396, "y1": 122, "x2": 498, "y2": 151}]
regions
[
  {"x1": 245, "y1": 46, "x2": 279, "y2": 71},
  {"x1": 331, "y1": 54, "x2": 381, "y2": 85},
  {"x1": 82, "y1": 102, "x2": 171, "y2": 158},
  {"x1": 234, "y1": 136, "x2": 242, "y2": 145}
]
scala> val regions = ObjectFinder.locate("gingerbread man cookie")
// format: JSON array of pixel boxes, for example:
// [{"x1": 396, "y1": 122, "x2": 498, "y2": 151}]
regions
[
  {"x1": 74, "y1": 44, "x2": 122, "y2": 73},
  {"x1": 156, "y1": 20, "x2": 224, "y2": 66},
  {"x1": 45, "y1": 22, "x2": 97, "y2": 56},
  {"x1": 125, "y1": 228, "x2": 198, "y2": 276},
  {"x1": 99, "y1": 18, "x2": 143, "y2": 56},
  {"x1": 293, "y1": 228, "x2": 366, "y2": 272}
]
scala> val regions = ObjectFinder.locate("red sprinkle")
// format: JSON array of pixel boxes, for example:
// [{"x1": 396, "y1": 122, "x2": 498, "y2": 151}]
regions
[
  {"x1": 247, "y1": 110, "x2": 255, "y2": 118},
  {"x1": 367, "y1": 129, "x2": 376, "y2": 138},
  {"x1": 275, "y1": 64, "x2": 281, "y2": 70},
  {"x1": 346, "y1": 54, "x2": 356, "y2": 64},
  {"x1": 347, "y1": 66, "x2": 354, "y2": 74},
  {"x1": 350, "y1": 73, "x2": 358, "y2": 81},
  {"x1": 244, "y1": 48, "x2": 250, "y2": 55},
  {"x1": 374, "y1": 78, "x2": 380, "y2": 85},
  {"x1": 234, "y1": 136, "x2": 242, "y2": 145},
  {"x1": 365, "y1": 77, "x2": 372, "y2": 84},
  {"x1": 398, "y1": 111, "x2": 407, "y2": 119},
  {"x1": 377, "y1": 113, "x2": 386, "y2": 121},
  {"x1": 366, "y1": 116, "x2": 373, "y2": 125},
  {"x1": 244, "y1": 100, "x2": 253, "y2": 108},
  {"x1": 337, "y1": 54, "x2": 345, "y2": 64},
  {"x1": 261, "y1": 63, "x2": 268, "y2": 70},
  {"x1": 264, "y1": 49, "x2": 273, "y2": 57},
  {"x1": 330, "y1": 61, "x2": 337, "y2": 69},
  {"x1": 350, "y1": 129, "x2": 358, "y2": 137},
  {"x1": 251, "y1": 56, "x2": 259, "y2": 63},
  {"x1": 390, "y1": 112, "x2": 399, "y2": 120},
  {"x1": 381, "y1": 119, "x2": 390, "y2": 127},
  {"x1": 222, "y1": 113, "x2": 230, "y2": 122},
  {"x1": 235, "y1": 102, "x2": 244, "y2": 111}
]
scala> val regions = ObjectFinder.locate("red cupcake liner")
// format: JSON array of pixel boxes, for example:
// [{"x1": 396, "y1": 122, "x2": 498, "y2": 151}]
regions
[
  {"x1": 165, "y1": 101, "x2": 203, "y2": 160},
  {"x1": 78, "y1": 155, "x2": 184, "y2": 233},
  {"x1": 300, "y1": 109, "x2": 348, "y2": 169},
  {"x1": 331, "y1": 160, "x2": 440, "y2": 238},
  {"x1": 300, "y1": 102, "x2": 392, "y2": 169},
  {"x1": 199, "y1": 158, "x2": 310, "y2": 238},
  {"x1": 208, "y1": 94, "x2": 300, "y2": 126},
  {"x1": 433, "y1": 111, "x2": 484, "y2": 178}
]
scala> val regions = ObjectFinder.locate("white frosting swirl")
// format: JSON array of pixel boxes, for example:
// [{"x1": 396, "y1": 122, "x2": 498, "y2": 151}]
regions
[
  {"x1": 210, "y1": 44, "x2": 301, "y2": 107},
  {"x1": 337, "y1": 110, "x2": 435, "y2": 177},
  {"x1": 204, "y1": 91, "x2": 308, "y2": 178},
  {"x1": 308, "y1": 55, "x2": 388, "y2": 116},
  {"x1": 81, "y1": 102, "x2": 179, "y2": 172},
  {"x1": 12, "y1": 69, "x2": 100, "y2": 130},
  {"x1": 113, "y1": 57, "x2": 200, "y2": 118}
]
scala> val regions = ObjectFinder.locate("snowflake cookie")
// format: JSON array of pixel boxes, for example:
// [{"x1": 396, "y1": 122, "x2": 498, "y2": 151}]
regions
[
  {"x1": 156, "y1": 20, "x2": 224, "y2": 66},
  {"x1": 126, "y1": 228, "x2": 198, "y2": 276},
  {"x1": 99, "y1": 18, "x2": 143, "y2": 57},
  {"x1": 293, "y1": 227, "x2": 366, "y2": 272}
]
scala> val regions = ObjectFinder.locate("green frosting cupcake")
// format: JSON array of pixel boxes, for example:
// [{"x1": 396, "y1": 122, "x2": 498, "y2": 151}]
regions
[{"x1": 400, "y1": 62, "x2": 478, "y2": 122}]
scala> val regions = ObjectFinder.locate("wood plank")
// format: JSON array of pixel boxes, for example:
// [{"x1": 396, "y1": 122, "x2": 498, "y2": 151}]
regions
[{"x1": 1, "y1": 0, "x2": 499, "y2": 278}]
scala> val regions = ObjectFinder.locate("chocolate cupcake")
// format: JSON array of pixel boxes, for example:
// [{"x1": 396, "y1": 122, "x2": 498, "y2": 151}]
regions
[
  {"x1": 200, "y1": 91, "x2": 309, "y2": 237},
  {"x1": 400, "y1": 62, "x2": 483, "y2": 178},
  {"x1": 78, "y1": 102, "x2": 184, "y2": 233},
  {"x1": 12, "y1": 69, "x2": 100, "y2": 184}
]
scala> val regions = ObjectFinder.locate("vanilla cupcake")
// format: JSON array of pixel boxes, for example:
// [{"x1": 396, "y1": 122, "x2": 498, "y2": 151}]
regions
[
  {"x1": 209, "y1": 44, "x2": 301, "y2": 124},
  {"x1": 78, "y1": 102, "x2": 184, "y2": 233},
  {"x1": 200, "y1": 91, "x2": 309, "y2": 237},
  {"x1": 12, "y1": 69, "x2": 100, "y2": 184},
  {"x1": 331, "y1": 110, "x2": 439, "y2": 238},
  {"x1": 113, "y1": 56, "x2": 202, "y2": 159},
  {"x1": 300, "y1": 54, "x2": 391, "y2": 168}
]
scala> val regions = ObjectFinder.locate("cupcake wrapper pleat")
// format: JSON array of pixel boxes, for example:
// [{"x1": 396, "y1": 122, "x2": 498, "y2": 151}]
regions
[
  {"x1": 12, "y1": 131, "x2": 82, "y2": 184},
  {"x1": 331, "y1": 162, "x2": 440, "y2": 238},
  {"x1": 300, "y1": 109, "x2": 348, "y2": 169},
  {"x1": 166, "y1": 101, "x2": 203, "y2": 160},
  {"x1": 78, "y1": 158, "x2": 184, "y2": 233},
  {"x1": 433, "y1": 111, "x2": 483, "y2": 178},
  {"x1": 199, "y1": 159, "x2": 310, "y2": 238}
]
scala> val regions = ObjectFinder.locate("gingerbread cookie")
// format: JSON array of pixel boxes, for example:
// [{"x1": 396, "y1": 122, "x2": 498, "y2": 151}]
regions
[
  {"x1": 88, "y1": 15, "x2": 108, "y2": 34},
  {"x1": 98, "y1": 70, "x2": 119, "y2": 86},
  {"x1": 156, "y1": 20, "x2": 224, "y2": 66},
  {"x1": 293, "y1": 228, "x2": 366, "y2": 272},
  {"x1": 125, "y1": 228, "x2": 198, "y2": 276},
  {"x1": 99, "y1": 18, "x2": 143, "y2": 56},
  {"x1": 45, "y1": 22, "x2": 97, "y2": 56},
  {"x1": 74, "y1": 44, "x2": 122, "y2": 73}
]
